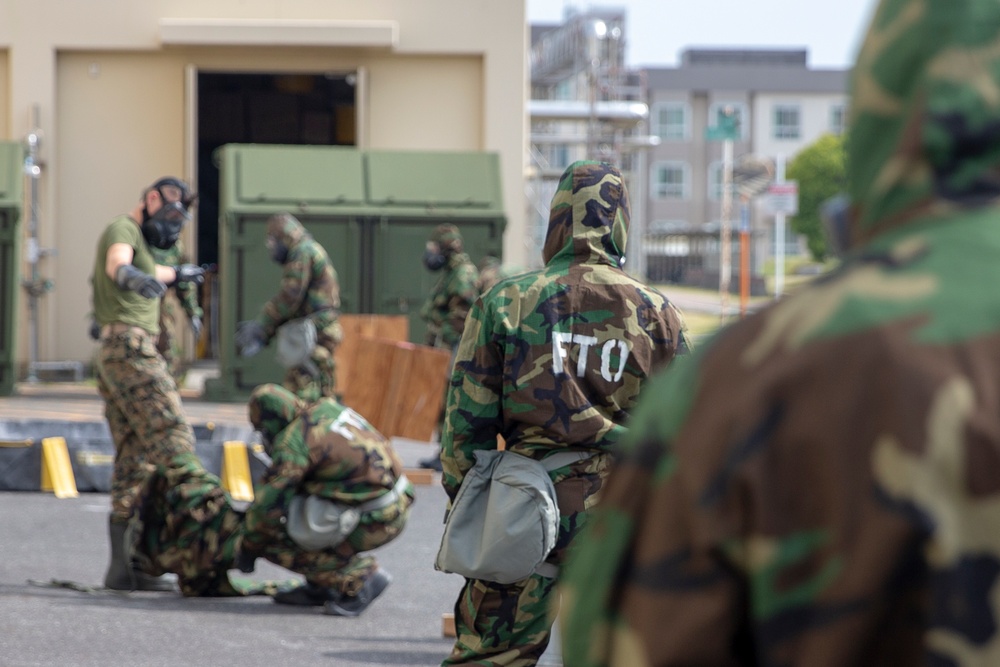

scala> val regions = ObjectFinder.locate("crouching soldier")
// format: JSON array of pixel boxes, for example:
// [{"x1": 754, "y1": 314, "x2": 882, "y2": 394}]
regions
[{"x1": 237, "y1": 384, "x2": 414, "y2": 616}]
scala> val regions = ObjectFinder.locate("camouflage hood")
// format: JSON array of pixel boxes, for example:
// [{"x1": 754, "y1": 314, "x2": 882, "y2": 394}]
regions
[
  {"x1": 266, "y1": 212, "x2": 308, "y2": 248},
  {"x1": 541, "y1": 161, "x2": 629, "y2": 268},
  {"x1": 847, "y1": 0, "x2": 1000, "y2": 249},
  {"x1": 248, "y1": 383, "x2": 305, "y2": 447}
]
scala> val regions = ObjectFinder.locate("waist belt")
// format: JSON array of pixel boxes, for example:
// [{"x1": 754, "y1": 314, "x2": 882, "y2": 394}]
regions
[{"x1": 100, "y1": 323, "x2": 148, "y2": 338}]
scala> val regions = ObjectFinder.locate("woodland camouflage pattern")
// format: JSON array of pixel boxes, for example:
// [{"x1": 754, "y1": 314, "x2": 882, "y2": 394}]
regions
[
  {"x1": 420, "y1": 223, "x2": 480, "y2": 348},
  {"x1": 256, "y1": 213, "x2": 343, "y2": 401},
  {"x1": 151, "y1": 240, "x2": 202, "y2": 379},
  {"x1": 440, "y1": 161, "x2": 688, "y2": 666},
  {"x1": 129, "y1": 451, "x2": 243, "y2": 596},
  {"x1": 96, "y1": 329, "x2": 195, "y2": 523},
  {"x1": 560, "y1": 2, "x2": 1000, "y2": 665},
  {"x1": 243, "y1": 384, "x2": 414, "y2": 594}
]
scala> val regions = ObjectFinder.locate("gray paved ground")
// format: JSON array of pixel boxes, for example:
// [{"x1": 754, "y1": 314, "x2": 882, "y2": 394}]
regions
[
  {"x1": 0, "y1": 380, "x2": 567, "y2": 667},
  {"x1": 0, "y1": 381, "x2": 467, "y2": 667},
  {"x1": 0, "y1": 470, "x2": 462, "y2": 667}
]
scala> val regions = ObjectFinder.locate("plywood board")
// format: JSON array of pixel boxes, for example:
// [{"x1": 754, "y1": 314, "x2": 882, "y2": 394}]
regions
[{"x1": 335, "y1": 314, "x2": 409, "y2": 398}]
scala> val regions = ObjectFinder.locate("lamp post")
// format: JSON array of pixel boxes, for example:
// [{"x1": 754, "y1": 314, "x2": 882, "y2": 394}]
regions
[
  {"x1": 586, "y1": 19, "x2": 607, "y2": 160},
  {"x1": 706, "y1": 107, "x2": 738, "y2": 323}
]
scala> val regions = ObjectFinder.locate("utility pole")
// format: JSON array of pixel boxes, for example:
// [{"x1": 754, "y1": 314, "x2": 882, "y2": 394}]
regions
[{"x1": 706, "y1": 107, "x2": 738, "y2": 323}]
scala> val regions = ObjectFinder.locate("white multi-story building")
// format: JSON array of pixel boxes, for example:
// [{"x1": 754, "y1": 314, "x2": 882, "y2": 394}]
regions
[{"x1": 643, "y1": 49, "x2": 848, "y2": 290}]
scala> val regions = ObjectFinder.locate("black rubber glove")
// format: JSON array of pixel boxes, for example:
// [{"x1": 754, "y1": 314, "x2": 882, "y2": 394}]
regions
[
  {"x1": 115, "y1": 264, "x2": 166, "y2": 299},
  {"x1": 172, "y1": 264, "x2": 205, "y2": 285},
  {"x1": 88, "y1": 320, "x2": 100, "y2": 341},
  {"x1": 235, "y1": 320, "x2": 266, "y2": 358}
]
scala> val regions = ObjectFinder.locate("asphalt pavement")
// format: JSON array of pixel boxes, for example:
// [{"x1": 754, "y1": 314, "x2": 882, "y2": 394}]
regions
[
  {"x1": 0, "y1": 456, "x2": 465, "y2": 666},
  {"x1": 0, "y1": 381, "x2": 472, "y2": 667}
]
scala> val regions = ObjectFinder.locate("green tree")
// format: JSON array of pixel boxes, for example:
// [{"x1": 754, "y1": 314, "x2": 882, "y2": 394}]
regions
[{"x1": 786, "y1": 133, "x2": 846, "y2": 261}]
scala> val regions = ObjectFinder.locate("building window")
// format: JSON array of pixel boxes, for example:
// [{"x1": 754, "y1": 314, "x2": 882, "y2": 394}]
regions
[
  {"x1": 830, "y1": 104, "x2": 847, "y2": 135},
  {"x1": 773, "y1": 105, "x2": 801, "y2": 139},
  {"x1": 652, "y1": 161, "x2": 688, "y2": 199},
  {"x1": 652, "y1": 102, "x2": 688, "y2": 141},
  {"x1": 708, "y1": 102, "x2": 747, "y2": 141}
]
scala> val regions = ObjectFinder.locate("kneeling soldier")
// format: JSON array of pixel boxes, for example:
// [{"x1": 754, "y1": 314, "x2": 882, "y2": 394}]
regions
[{"x1": 237, "y1": 384, "x2": 414, "y2": 616}]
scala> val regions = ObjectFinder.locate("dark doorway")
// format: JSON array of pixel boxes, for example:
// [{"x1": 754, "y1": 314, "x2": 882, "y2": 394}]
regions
[{"x1": 195, "y1": 71, "x2": 357, "y2": 266}]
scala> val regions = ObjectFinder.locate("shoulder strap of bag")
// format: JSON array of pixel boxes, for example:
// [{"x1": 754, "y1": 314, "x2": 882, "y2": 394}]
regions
[{"x1": 540, "y1": 449, "x2": 594, "y2": 471}]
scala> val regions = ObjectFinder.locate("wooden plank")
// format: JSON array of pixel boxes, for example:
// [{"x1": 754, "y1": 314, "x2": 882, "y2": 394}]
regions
[
  {"x1": 390, "y1": 345, "x2": 452, "y2": 441},
  {"x1": 442, "y1": 613, "x2": 456, "y2": 638},
  {"x1": 402, "y1": 468, "x2": 437, "y2": 485},
  {"x1": 335, "y1": 314, "x2": 409, "y2": 398},
  {"x1": 341, "y1": 337, "x2": 396, "y2": 433}
]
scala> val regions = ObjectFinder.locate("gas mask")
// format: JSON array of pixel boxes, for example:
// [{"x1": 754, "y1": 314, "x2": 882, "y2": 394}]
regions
[
  {"x1": 266, "y1": 235, "x2": 290, "y2": 264},
  {"x1": 141, "y1": 182, "x2": 194, "y2": 250},
  {"x1": 423, "y1": 243, "x2": 447, "y2": 271}
]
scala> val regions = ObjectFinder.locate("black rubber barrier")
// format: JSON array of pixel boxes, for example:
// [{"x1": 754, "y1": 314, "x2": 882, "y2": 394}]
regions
[{"x1": 0, "y1": 419, "x2": 259, "y2": 492}]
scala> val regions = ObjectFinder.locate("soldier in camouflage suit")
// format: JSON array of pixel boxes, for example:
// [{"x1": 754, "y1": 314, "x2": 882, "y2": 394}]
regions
[
  {"x1": 235, "y1": 212, "x2": 343, "y2": 403},
  {"x1": 475, "y1": 255, "x2": 520, "y2": 296},
  {"x1": 559, "y1": 2, "x2": 1000, "y2": 664},
  {"x1": 418, "y1": 223, "x2": 480, "y2": 470},
  {"x1": 151, "y1": 238, "x2": 202, "y2": 380},
  {"x1": 419, "y1": 223, "x2": 479, "y2": 349},
  {"x1": 90, "y1": 176, "x2": 204, "y2": 591},
  {"x1": 440, "y1": 161, "x2": 689, "y2": 666},
  {"x1": 237, "y1": 384, "x2": 414, "y2": 616}
]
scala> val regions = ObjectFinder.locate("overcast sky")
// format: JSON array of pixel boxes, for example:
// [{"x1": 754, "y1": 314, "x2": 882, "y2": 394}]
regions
[{"x1": 526, "y1": 0, "x2": 878, "y2": 69}]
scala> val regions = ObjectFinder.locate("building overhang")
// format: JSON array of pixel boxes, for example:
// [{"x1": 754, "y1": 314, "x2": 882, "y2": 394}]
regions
[
  {"x1": 529, "y1": 99, "x2": 648, "y2": 127},
  {"x1": 158, "y1": 18, "x2": 398, "y2": 48}
]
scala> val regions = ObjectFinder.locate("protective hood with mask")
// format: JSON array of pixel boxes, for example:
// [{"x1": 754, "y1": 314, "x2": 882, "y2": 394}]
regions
[
  {"x1": 248, "y1": 383, "x2": 305, "y2": 455},
  {"x1": 423, "y1": 224, "x2": 464, "y2": 271},
  {"x1": 265, "y1": 212, "x2": 308, "y2": 265},
  {"x1": 142, "y1": 177, "x2": 197, "y2": 250}
]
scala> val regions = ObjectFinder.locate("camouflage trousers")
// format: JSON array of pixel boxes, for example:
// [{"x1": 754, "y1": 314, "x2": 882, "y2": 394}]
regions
[
  {"x1": 442, "y1": 464, "x2": 608, "y2": 667},
  {"x1": 259, "y1": 492, "x2": 411, "y2": 595},
  {"x1": 283, "y1": 335, "x2": 337, "y2": 403},
  {"x1": 130, "y1": 451, "x2": 243, "y2": 597},
  {"x1": 96, "y1": 328, "x2": 196, "y2": 524}
]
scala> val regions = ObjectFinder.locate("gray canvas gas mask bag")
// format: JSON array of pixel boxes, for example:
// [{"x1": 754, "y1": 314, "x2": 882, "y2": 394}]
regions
[
  {"x1": 434, "y1": 449, "x2": 590, "y2": 584},
  {"x1": 286, "y1": 474, "x2": 410, "y2": 551},
  {"x1": 275, "y1": 317, "x2": 316, "y2": 370}
]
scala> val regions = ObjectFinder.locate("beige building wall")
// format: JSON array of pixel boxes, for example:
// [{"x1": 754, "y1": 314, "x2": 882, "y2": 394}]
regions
[
  {"x1": 0, "y1": 0, "x2": 527, "y2": 369},
  {"x1": 0, "y1": 50, "x2": 8, "y2": 137}
]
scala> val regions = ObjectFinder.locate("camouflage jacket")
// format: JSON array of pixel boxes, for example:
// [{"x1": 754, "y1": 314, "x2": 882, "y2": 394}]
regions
[
  {"x1": 151, "y1": 240, "x2": 202, "y2": 319},
  {"x1": 419, "y1": 251, "x2": 479, "y2": 348},
  {"x1": 561, "y1": 2, "x2": 1000, "y2": 664},
  {"x1": 241, "y1": 398, "x2": 414, "y2": 556},
  {"x1": 441, "y1": 161, "x2": 689, "y2": 500},
  {"x1": 255, "y1": 216, "x2": 342, "y2": 346}
]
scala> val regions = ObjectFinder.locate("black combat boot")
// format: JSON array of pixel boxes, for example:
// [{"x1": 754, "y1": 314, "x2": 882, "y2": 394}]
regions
[
  {"x1": 323, "y1": 568, "x2": 392, "y2": 617},
  {"x1": 103, "y1": 518, "x2": 177, "y2": 592},
  {"x1": 273, "y1": 581, "x2": 339, "y2": 606}
]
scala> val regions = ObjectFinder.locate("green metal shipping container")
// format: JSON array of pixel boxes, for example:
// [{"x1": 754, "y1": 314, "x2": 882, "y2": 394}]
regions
[
  {"x1": 0, "y1": 142, "x2": 23, "y2": 396},
  {"x1": 204, "y1": 144, "x2": 505, "y2": 401}
]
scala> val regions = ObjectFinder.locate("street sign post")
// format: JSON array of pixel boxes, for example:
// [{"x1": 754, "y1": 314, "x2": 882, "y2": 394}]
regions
[{"x1": 764, "y1": 181, "x2": 799, "y2": 216}]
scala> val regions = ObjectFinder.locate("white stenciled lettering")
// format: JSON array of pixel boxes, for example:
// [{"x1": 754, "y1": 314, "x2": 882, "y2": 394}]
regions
[
  {"x1": 574, "y1": 334, "x2": 598, "y2": 376},
  {"x1": 552, "y1": 331, "x2": 573, "y2": 375},
  {"x1": 601, "y1": 339, "x2": 630, "y2": 382},
  {"x1": 329, "y1": 408, "x2": 369, "y2": 440},
  {"x1": 553, "y1": 330, "x2": 630, "y2": 381}
]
